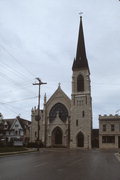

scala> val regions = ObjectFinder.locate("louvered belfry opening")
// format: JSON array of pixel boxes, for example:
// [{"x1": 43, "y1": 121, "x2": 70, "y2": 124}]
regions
[{"x1": 77, "y1": 74, "x2": 84, "y2": 92}]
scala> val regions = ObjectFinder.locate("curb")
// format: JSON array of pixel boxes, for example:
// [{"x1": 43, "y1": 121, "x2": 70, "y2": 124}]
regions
[
  {"x1": 115, "y1": 152, "x2": 120, "y2": 162},
  {"x1": 0, "y1": 149, "x2": 36, "y2": 157}
]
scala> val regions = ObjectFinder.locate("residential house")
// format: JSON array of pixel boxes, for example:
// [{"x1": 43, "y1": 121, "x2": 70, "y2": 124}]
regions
[{"x1": 0, "y1": 116, "x2": 31, "y2": 146}]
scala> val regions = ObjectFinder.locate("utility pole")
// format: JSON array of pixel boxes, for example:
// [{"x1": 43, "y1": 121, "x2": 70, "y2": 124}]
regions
[
  {"x1": 68, "y1": 116, "x2": 70, "y2": 148},
  {"x1": 33, "y1": 78, "x2": 47, "y2": 151}
]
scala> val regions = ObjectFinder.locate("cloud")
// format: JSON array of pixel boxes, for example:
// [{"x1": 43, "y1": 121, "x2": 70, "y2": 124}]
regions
[{"x1": 0, "y1": 0, "x2": 120, "y2": 128}]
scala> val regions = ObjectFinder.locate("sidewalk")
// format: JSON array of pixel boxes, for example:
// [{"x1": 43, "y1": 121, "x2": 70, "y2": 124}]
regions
[{"x1": 0, "y1": 148, "x2": 36, "y2": 157}]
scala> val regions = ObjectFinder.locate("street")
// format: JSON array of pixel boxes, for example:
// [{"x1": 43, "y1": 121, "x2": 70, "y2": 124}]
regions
[{"x1": 0, "y1": 149, "x2": 120, "y2": 180}]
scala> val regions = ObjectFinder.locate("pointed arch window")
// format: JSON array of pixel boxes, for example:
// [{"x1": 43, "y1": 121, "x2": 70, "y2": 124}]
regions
[
  {"x1": 77, "y1": 74, "x2": 84, "y2": 92},
  {"x1": 76, "y1": 120, "x2": 78, "y2": 126},
  {"x1": 82, "y1": 111, "x2": 85, "y2": 118},
  {"x1": 49, "y1": 103, "x2": 68, "y2": 123}
]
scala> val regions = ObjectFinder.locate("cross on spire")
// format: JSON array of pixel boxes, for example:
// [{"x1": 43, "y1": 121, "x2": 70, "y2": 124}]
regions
[
  {"x1": 58, "y1": 82, "x2": 61, "y2": 88},
  {"x1": 79, "y1": 12, "x2": 83, "y2": 17}
]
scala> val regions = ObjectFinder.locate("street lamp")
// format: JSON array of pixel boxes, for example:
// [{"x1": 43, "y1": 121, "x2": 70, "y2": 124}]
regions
[{"x1": 33, "y1": 78, "x2": 47, "y2": 151}]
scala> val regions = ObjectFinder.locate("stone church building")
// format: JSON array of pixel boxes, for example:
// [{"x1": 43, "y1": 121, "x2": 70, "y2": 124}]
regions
[{"x1": 30, "y1": 17, "x2": 92, "y2": 148}]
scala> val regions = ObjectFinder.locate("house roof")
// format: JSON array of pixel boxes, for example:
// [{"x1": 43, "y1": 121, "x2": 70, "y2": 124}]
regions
[{"x1": 2, "y1": 116, "x2": 31, "y2": 130}]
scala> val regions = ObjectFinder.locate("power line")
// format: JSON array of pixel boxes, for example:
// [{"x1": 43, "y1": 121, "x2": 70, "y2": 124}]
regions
[
  {"x1": 0, "y1": 44, "x2": 35, "y2": 78},
  {"x1": 0, "y1": 96, "x2": 37, "y2": 116},
  {"x1": 0, "y1": 45, "x2": 39, "y2": 96},
  {"x1": 0, "y1": 71, "x2": 36, "y2": 95},
  {"x1": 0, "y1": 71, "x2": 18, "y2": 85},
  {"x1": 0, "y1": 83, "x2": 34, "y2": 97},
  {"x1": 0, "y1": 102, "x2": 18, "y2": 114},
  {"x1": 0, "y1": 96, "x2": 37, "y2": 104},
  {"x1": 0, "y1": 61, "x2": 32, "y2": 82}
]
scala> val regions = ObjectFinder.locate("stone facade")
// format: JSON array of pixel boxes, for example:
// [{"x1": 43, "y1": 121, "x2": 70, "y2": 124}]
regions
[
  {"x1": 30, "y1": 17, "x2": 93, "y2": 148},
  {"x1": 99, "y1": 115, "x2": 120, "y2": 149},
  {"x1": 30, "y1": 86, "x2": 71, "y2": 147},
  {"x1": 70, "y1": 69, "x2": 92, "y2": 148}
]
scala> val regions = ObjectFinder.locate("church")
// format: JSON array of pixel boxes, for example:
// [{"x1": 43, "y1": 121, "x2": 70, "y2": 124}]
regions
[{"x1": 30, "y1": 17, "x2": 93, "y2": 148}]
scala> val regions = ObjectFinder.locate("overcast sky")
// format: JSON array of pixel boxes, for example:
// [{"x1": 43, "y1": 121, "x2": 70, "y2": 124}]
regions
[{"x1": 0, "y1": 0, "x2": 120, "y2": 128}]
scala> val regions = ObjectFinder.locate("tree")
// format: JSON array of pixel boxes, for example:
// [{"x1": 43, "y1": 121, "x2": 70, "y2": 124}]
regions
[{"x1": 0, "y1": 113, "x2": 3, "y2": 124}]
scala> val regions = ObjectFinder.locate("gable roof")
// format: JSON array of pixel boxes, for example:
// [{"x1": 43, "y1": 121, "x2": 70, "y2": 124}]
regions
[
  {"x1": 46, "y1": 85, "x2": 71, "y2": 106},
  {"x1": 2, "y1": 117, "x2": 31, "y2": 130}
]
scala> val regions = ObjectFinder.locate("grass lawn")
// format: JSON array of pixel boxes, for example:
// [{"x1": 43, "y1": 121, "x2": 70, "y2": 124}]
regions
[{"x1": 0, "y1": 147, "x2": 27, "y2": 153}]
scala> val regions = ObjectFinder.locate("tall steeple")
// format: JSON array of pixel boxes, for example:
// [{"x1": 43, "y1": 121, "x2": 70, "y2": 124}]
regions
[
  {"x1": 70, "y1": 16, "x2": 92, "y2": 149},
  {"x1": 72, "y1": 16, "x2": 89, "y2": 72}
]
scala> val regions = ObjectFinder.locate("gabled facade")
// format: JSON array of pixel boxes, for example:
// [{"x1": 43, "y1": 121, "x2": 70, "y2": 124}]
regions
[
  {"x1": 0, "y1": 116, "x2": 31, "y2": 145},
  {"x1": 30, "y1": 17, "x2": 93, "y2": 148},
  {"x1": 31, "y1": 85, "x2": 71, "y2": 147}
]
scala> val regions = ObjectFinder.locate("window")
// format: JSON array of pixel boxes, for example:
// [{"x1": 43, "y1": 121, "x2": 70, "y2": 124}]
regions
[
  {"x1": 111, "y1": 124, "x2": 115, "y2": 131},
  {"x1": 35, "y1": 131, "x2": 37, "y2": 137},
  {"x1": 77, "y1": 75, "x2": 84, "y2": 92},
  {"x1": 49, "y1": 103, "x2": 68, "y2": 123},
  {"x1": 103, "y1": 124, "x2": 106, "y2": 131},
  {"x1": 86, "y1": 96, "x2": 87, "y2": 104},
  {"x1": 82, "y1": 111, "x2": 85, "y2": 118},
  {"x1": 76, "y1": 120, "x2": 78, "y2": 126},
  {"x1": 15, "y1": 124, "x2": 19, "y2": 127},
  {"x1": 102, "y1": 136, "x2": 115, "y2": 143},
  {"x1": 19, "y1": 130, "x2": 21, "y2": 135},
  {"x1": 4, "y1": 125, "x2": 8, "y2": 129}
]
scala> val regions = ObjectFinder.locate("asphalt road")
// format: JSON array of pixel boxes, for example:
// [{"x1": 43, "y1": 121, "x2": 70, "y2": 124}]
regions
[{"x1": 0, "y1": 149, "x2": 120, "y2": 180}]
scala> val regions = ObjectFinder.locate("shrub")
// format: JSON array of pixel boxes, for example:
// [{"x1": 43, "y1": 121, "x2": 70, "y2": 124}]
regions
[{"x1": 27, "y1": 141, "x2": 44, "y2": 148}]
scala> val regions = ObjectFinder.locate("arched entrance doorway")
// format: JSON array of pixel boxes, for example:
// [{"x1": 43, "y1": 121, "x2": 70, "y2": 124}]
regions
[
  {"x1": 77, "y1": 132, "x2": 84, "y2": 147},
  {"x1": 52, "y1": 127, "x2": 63, "y2": 146}
]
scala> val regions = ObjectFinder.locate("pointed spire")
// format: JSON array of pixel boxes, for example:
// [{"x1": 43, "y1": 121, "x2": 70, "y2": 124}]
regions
[
  {"x1": 44, "y1": 93, "x2": 47, "y2": 105},
  {"x1": 72, "y1": 16, "x2": 89, "y2": 72},
  {"x1": 58, "y1": 82, "x2": 61, "y2": 89}
]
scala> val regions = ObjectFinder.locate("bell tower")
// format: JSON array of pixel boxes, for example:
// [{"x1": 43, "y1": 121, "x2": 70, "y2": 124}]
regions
[{"x1": 70, "y1": 16, "x2": 92, "y2": 148}]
